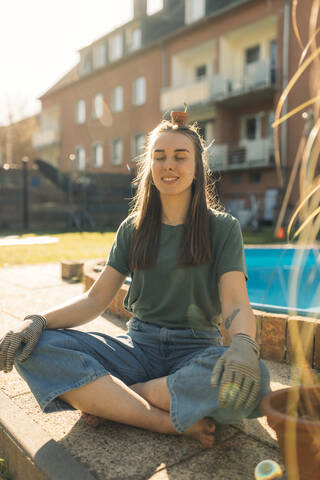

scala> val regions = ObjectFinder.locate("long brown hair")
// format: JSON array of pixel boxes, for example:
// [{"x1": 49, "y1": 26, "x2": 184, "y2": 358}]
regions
[{"x1": 129, "y1": 119, "x2": 225, "y2": 270}]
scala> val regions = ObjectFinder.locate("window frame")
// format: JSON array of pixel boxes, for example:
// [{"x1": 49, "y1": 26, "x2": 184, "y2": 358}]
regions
[
  {"x1": 133, "y1": 77, "x2": 146, "y2": 106},
  {"x1": 109, "y1": 33, "x2": 123, "y2": 62},
  {"x1": 93, "y1": 93, "x2": 104, "y2": 119},
  {"x1": 75, "y1": 145, "x2": 86, "y2": 171},
  {"x1": 112, "y1": 86, "x2": 124, "y2": 112},
  {"x1": 76, "y1": 100, "x2": 86, "y2": 124},
  {"x1": 185, "y1": 0, "x2": 205, "y2": 24},
  {"x1": 111, "y1": 138, "x2": 123, "y2": 165},
  {"x1": 92, "y1": 142, "x2": 104, "y2": 168},
  {"x1": 132, "y1": 132, "x2": 146, "y2": 160}
]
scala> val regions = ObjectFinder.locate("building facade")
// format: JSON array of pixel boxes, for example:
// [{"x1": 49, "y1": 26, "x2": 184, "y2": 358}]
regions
[{"x1": 33, "y1": 0, "x2": 318, "y2": 227}]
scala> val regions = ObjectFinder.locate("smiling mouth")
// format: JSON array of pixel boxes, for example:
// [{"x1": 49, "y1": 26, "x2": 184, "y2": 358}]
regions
[{"x1": 162, "y1": 177, "x2": 179, "y2": 183}]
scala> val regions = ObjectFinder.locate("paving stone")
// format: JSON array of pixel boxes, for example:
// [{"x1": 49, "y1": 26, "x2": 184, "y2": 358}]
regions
[
  {"x1": 147, "y1": 431, "x2": 285, "y2": 480},
  {"x1": 0, "y1": 368, "x2": 31, "y2": 398},
  {"x1": 260, "y1": 313, "x2": 287, "y2": 362},
  {"x1": 287, "y1": 316, "x2": 316, "y2": 367},
  {"x1": 12, "y1": 391, "x2": 238, "y2": 480}
]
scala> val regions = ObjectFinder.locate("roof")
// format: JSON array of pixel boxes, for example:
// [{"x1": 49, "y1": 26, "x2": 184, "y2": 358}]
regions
[{"x1": 39, "y1": 65, "x2": 79, "y2": 99}]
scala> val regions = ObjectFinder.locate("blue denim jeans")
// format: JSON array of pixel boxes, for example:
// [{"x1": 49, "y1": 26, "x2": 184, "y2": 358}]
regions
[{"x1": 14, "y1": 317, "x2": 271, "y2": 433}]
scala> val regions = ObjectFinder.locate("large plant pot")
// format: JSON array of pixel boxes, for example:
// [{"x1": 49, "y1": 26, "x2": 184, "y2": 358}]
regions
[{"x1": 260, "y1": 385, "x2": 320, "y2": 480}]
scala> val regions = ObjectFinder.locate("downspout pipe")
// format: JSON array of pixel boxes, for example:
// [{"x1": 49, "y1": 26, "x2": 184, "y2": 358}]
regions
[{"x1": 281, "y1": 0, "x2": 291, "y2": 208}]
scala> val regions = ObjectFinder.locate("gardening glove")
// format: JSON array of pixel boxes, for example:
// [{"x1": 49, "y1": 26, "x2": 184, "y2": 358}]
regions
[
  {"x1": 0, "y1": 314, "x2": 47, "y2": 373},
  {"x1": 211, "y1": 333, "x2": 261, "y2": 411}
]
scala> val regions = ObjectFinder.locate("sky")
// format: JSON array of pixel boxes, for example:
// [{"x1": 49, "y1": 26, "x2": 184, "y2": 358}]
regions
[{"x1": 0, "y1": 0, "x2": 133, "y2": 126}]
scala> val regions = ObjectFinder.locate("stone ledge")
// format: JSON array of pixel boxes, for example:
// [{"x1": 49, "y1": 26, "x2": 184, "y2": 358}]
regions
[
  {"x1": 83, "y1": 261, "x2": 320, "y2": 368},
  {"x1": 0, "y1": 390, "x2": 95, "y2": 480}
]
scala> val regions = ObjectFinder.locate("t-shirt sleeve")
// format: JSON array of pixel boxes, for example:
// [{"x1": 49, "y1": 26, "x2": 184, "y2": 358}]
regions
[
  {"x1": 216, "y1": 217, "x2": 248, "y2": 282},
  {"x1": 106, "y1": 218, "x2": 133, "y2": 276}
]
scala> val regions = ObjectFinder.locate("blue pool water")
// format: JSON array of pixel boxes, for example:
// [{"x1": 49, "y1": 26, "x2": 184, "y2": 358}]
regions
[{"x1": 245, "y1": 247, "x2": 320, "y2": 318}]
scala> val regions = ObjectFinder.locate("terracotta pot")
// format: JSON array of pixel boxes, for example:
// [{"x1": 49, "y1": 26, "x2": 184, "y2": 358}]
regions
[
  {"x1": 260, "y1": 385, "x2": 320, "y2": 480},
  {"x1": 170, "y1": 110, "x2": 189, "y2": 126}
]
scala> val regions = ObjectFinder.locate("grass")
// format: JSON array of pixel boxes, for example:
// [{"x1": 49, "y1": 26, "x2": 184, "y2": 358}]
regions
[
  {"x1": 0, "y1": 231, "x2": 116, "y2": 268},
  {"x1": 0, "y1": 227, "x2": 288, "y2": 268}
]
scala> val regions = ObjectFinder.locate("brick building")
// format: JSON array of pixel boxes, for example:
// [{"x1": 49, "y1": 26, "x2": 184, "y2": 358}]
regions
[{"x1": 32, "y1": 0, "x2": 319, "y2": 228}]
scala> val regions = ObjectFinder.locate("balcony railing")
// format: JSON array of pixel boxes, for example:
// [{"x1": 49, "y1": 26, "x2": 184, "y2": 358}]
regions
[
  {"x1": 161, "y1": 78, "x2": 212, "y2": 111},
  {"x1": 161, "y1": 60, "x2": 277, "y2": 111},
  {"x1": 208, "y1": 138, "x2": 275, "y2": 170},
  {"x1": 211, "y1": 60, "x2": 276, "y2": 100},
  {"x1": 33, "y1": 128, "x2": 60, "y2": 149}
]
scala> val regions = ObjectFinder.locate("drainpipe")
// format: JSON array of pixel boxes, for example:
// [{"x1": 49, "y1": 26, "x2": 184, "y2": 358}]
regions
[
  {"x1": 161, "y1": 41, "x2": 169, "y2": 115},
  {"x1": 281, "y1": 0, "x2": 291, "y2": 209}
]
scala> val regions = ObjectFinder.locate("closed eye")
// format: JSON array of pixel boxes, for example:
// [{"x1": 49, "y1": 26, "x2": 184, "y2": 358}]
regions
[{"x1": 155, "y1": 156, "x2": 186, "y2": 161}]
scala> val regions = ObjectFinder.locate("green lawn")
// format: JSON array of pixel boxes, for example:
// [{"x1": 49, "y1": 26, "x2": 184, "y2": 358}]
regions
[
  {"x1": 0, "y1": 227, "x2": 286, "y2": 268},
  {"x1": 0, "y1": 232, "x2": 116, "y2": 267}
]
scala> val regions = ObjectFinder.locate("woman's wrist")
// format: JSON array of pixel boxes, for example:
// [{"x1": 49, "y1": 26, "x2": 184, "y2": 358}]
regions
[
  {"x1": 24, "y1": 314, "x2": 47, "y2": 330},
  {"x1": 233, "y1": 332, "x2": 259, "y2": 356}
]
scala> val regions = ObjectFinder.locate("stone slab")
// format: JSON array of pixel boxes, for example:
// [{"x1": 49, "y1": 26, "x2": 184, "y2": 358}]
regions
[
  {"x1": 0, "y1": 390, "x2": 96, "y2": 480},
  {"x1": 260, "y1": 312, "x2": 287, "y2": 362},
  {"x1": 148, "y1": 431, "x2": 286, "y2": 480},
  {"x1": 287, "y1": 316, "x2": 316, "y2": 367},
  {"x1": 12, "y1": 391, "x2": 238, "y2": 480}
]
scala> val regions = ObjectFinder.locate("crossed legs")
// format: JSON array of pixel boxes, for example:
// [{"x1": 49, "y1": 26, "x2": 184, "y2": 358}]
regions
[{"x1": 59, "y1": 375, "x2": 215, "y2": 448}]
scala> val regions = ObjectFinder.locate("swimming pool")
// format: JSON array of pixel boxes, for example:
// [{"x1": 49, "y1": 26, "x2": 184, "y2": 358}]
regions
[{"x1": 245, "y1": 246, "x2": 320, "y2": 318}]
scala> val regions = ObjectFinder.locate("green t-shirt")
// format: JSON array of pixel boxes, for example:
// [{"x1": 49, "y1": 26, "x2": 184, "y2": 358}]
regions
[{"x1": 107, "y1": 209, "x2": 248, "y2": 330}]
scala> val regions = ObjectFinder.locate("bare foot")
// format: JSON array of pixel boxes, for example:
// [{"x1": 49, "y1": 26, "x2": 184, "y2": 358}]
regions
[
  {"x1": 81, "y1": 411, "x2": 104, "y2": 427},
  {"x1": 183, "y1": 417, "x2": 216, "y2": 448}
]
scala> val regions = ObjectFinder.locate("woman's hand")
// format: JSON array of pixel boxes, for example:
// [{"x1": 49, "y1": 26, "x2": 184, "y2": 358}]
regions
[
  {"x1": 211, "y1": 333, "x2": 261, "y2": 411},
  {"x1": 0, "y1": 315, "x2": 46, "y2": 373}
]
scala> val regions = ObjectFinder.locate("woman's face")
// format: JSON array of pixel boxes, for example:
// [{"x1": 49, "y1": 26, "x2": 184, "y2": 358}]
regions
[{"x1": 150, "y1": 131, "x2": 196, "y2": 198}]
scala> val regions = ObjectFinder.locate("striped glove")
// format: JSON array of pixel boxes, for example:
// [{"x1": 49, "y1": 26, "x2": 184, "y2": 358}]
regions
[
  {"x1": 0, "y1": 315, "x2": 47, "y2": 373},
  {"x1": 211, "y1": 333, "x2": 261, "y2": 411}
]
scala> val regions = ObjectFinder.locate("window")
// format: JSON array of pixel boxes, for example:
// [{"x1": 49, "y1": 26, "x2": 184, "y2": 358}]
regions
[
  {"x1": 76, "y1": 100, "x2": 86, "y2": 123},
  {"x1": 131, "y1": 28, "x2": 142, "y2": 51},
  {"x1": 249, "y1": 171, "x2": 261, "y2": 183},
  {"x1": 185, "y1": 0, "x2": 205, "y2": 24},
  {"x1": 267, "y1": 111, "x2": 275, "y2": 137},
  {"x1": 133, "y1": 77, "x2": 146, "y2": 105},
  {"x1": 245, "y1": 45, "x2": 260, "y2": 64},
  {"x1": 93, "y1": 43, "x2": 106, "y2": 69},
  {"x1": 79, "y1": 51, "x2": 92, "y2": 75},
  {"x1": 132, "y1": 133, "x2": 146, "y2": 159},
  {"x1": 93, "y1": 94, "x2": 104, "y2": 118},
  {"x1": 270, "y1": 39, "x2": 277, "y2": 84},
  {"x1": 147, "y1": 0, "x2": 163, "y2": 15},
  {"x1": 75, "y1": 146, "x2": 86, "y2": 170},
  {"x1": 198, "y1": 120, "x2": 215, "y2": 142},
  {"x1": 245, "y1": 117, "x2": 258, "y2": 140},
  {"x1": 111, "y1": 138, "x2": 123, "y2": 165},
  {"x1": 112, "y1": 86, "x2": 123, "y2": 112},
  {"x1": 92, "y1": 143, "x2": 104, "y2": 168},
  {"x1": 109, "y1": 33, "x2": 123, "y2": 61},
  {"x1": 231, "y1": 173, "x2": 242, "y2": 185},
  {"x1": 195, "y1": 64, "x2": 207, "y2": 81}
]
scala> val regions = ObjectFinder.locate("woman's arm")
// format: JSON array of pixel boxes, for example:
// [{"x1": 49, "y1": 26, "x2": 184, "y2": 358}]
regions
[
  {"x1": 218, "y1": 270, "x2": 256, "y2": 339},
  {"x1": 40, "y1": 265, "x2": 126, "y2": 329}
]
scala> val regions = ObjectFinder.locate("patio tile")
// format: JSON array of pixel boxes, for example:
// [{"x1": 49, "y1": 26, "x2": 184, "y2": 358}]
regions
[{"x1": 148, "y1": 431, "x2": 285, "y2": 480}]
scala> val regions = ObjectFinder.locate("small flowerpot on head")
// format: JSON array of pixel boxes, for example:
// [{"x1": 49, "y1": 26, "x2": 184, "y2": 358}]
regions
[
  {"x1": 260, "y1": 385, "x2": 320, "y2": 480},
  {"x1": 170, "y1": 110, "x2": 189, "y2": 127}
]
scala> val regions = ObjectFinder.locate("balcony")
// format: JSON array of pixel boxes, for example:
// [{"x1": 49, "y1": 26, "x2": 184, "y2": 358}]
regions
[
  {"x1": 161, "y1": 60, "x2": 277, "y2": 112},
  {"x1": 208, "y1": 138, "x2": 275, "y2": 171},
  {"x1": 161, "y1": 77, "x2": 213, "y2": 112},
  {"x1": 211, "y1": 60, "x2": 277, "y2": 107},
  {"x1": 33, "y1": 128, "x2": 60, "y2": 149}
]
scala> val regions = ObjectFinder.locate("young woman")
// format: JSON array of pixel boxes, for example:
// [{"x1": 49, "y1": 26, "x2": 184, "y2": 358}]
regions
[{"x1": 0, "y1": 111, "x2": 270, "y2": 448}]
